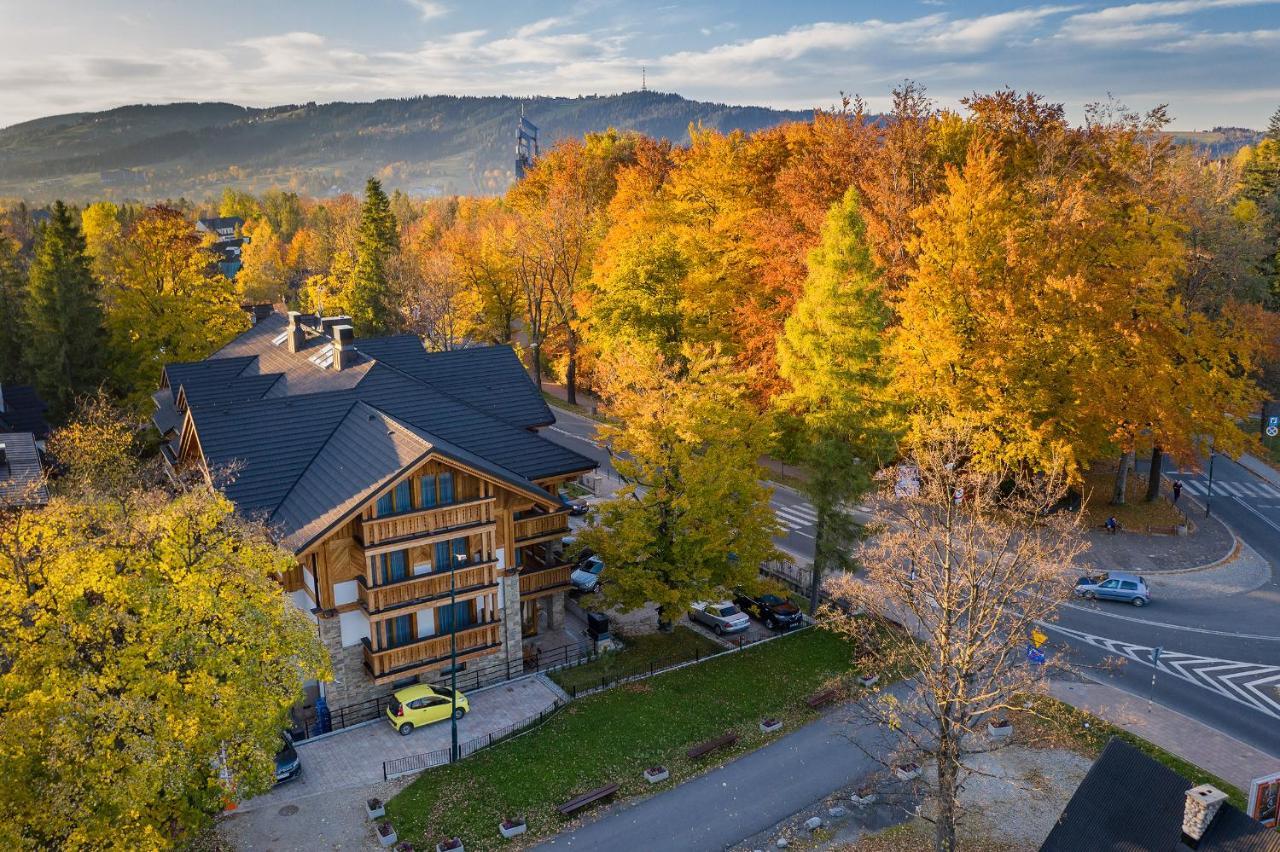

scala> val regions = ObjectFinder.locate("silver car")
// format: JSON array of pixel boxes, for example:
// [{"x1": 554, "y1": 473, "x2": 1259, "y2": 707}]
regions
[
  {"x1": 689, "y1": 601, "x2": 751, "y2": 635},
  {"x1": 1074, "y1": 572, "x2": 1151, "y2": 607},
  {"x1": 570, "y1": 556, "x2": 604, "y2": 592}
]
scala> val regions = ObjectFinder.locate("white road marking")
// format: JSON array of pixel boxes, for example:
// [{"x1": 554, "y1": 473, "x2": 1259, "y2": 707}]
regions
[
  {"x1": 1043, "y1": 622, "x2": 1280, "y2": 719},
  {"x1": 1230, "y1": 495, "x2": 1280, "y2": 535},
  {"x1": 1056, "y1": 600, "x2": 1280, "y2": 641}
]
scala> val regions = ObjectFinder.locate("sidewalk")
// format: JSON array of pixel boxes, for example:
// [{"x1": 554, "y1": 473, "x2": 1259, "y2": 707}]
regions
[
  {"x1": 1241, "y1": 452, "x2": 1280, "y2": 488},
  {"x1": 1048, "y1": 678, "x2": 1279, "y2": 791},
  {"x1": 1078, "y1": 497, "x2": 1236, "y2": 574}
]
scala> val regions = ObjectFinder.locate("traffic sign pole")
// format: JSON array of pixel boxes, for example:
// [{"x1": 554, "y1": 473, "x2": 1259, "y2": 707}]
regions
[{"x1": 1147, "y1": 646, "x2": 1163, "y2": 713}]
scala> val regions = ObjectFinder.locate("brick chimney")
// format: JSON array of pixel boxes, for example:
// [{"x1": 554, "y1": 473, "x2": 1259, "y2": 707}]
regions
[
  {"x1": 332, "y1": 324, "x2": 357, "y2": 371},
  {"x1": 286, "y1": 311, "x2": 306, "y2": 353},
  {"x1": 320, "y1": 315, "x2": 352, "y2": 337},
  {"x1": 1182, "y1": 784, "x2": 1227, "y2": 846}
]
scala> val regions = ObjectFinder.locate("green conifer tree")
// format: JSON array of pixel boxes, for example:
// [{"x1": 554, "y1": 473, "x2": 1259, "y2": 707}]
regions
[
  {"x1": 348, "y1": 178, "x2": 400, "y2": 335},
  {"x1": 0, "y1": 236, "x2": 27, "y2": 384},
  {"x1": 23, "y1": 201, "x2": 106, "y2": 420}
]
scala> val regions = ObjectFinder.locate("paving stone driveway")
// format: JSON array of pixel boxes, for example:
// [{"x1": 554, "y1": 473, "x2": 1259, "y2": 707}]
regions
[{"x1": 235, "y1": 674, "x2": 565, "y2": 813}]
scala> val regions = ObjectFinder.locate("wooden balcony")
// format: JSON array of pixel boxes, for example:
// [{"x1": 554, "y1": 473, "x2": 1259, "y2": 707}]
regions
[
  {"x1": 513, "y1": 509, "x2": 571, "y2": 545},
  {"x1": 519, "y1": 563, "x2": 573, "y2": 598},
  {"x1": 361, "y1": 497, "x2": 495, "y2": 549},
  {"x1": 357, "y1": 561, "x2": 498, "y2": 617},
  {"x1": 363, "y1": 621, "x2": 503, "y2": 683}
]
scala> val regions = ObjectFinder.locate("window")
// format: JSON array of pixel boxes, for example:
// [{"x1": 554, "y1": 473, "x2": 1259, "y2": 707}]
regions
[
  {"x1": 1119, "y1": 581, "x2": 1137, "y2": 591},
  {"x1": 420, "y1": 475, "x2": 437, "y2": 508},
  {"x1": 437, "y1": 600, "x2": 473, "y2": 633},
  {"x1": 439, "y1": 472, "x2": 455, "y2": 505},
  {"x1": 376, "y1": 492, "x2": 393, "y2": 516},
  {"x1": 386, "y1": 614, "x2": 413, "y2": 648},
  {"x1": 434, "y1": 537, "x2": 469, "y2": 572},
  {"x1": 376, "y1": 480, "x2": 414, "y2": 516},
  {"x1": 377, "y1": 550, "x2": 408, "y2": 585}
]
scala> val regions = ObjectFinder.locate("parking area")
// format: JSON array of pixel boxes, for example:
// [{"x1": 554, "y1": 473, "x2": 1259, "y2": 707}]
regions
[{"x1": 233, "y1": 674, "x2": 565, "y2": 813}]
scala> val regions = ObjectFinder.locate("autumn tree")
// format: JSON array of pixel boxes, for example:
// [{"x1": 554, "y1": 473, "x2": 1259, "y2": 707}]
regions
[
  {"x1": 393, "y1": 218, "x2": 479, "y2": 350},
  {"x1": 441, "y1": 200, "x2": 521, "y2": 343},
  {"x1": 237, "y1": 216, "x2": 291, "y2": 303},
  {"x1": 577, "y1": 343, "x2": 779, "y2": 630},
  {"x1": 80, "y1": 201, "x2": 123, "y2": 283},
  {"x1": 348, "y1": 178, "x2": 399, "y2": 335},
  {"x1": 103, "y1": 206, "x2": 247, "y2": 410},
  {"x1": 217, "y1": 187, "x2": 260, "y2": 221},
  {"x1": 23, "y1": 200, "x2": 106, "y2": 420},
  {"x1": 777, "y1": 187, "x2": 900, "y2": 612},
  {"x1": 822, "y1": 428, "x2": 1085, "y2": 852},
  {"x1": 0, "y1": 405, "x2": 328, "y2": 850}
]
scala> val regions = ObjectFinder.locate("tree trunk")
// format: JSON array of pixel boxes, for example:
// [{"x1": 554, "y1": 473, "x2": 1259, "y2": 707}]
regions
[
  {"x1": 935, "y1": 750, "x2": 959, "y2": 852},
  {"x1": 655, "y1": 605, "x2": 673, "y2": 633},
  {"x1": 565, "y1": 333, "x2": 578, "y2": 406},
  {"x1": 808, "y1": 511, "x2": 826, "y2": 616},
  {"x1": 1112, "y1": 450, "x2": 1133, "y2": 505},
  {"x1": 1145, "y1": 445, "x2": 1163, "y2": 502},
  {"x1": 530, "y1": 340, "x2": 543, "y2": 389}
]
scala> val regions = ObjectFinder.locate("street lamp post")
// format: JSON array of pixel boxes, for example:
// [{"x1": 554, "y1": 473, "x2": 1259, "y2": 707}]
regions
[
  {"x1": 1205, "y1": 449, "x2": 1216, "y2": 518},
  {"x1": 449, "y1": 555, "x2": 459, "y2": 763}
]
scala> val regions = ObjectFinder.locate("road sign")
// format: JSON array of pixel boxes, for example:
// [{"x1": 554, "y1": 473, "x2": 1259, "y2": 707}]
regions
[
  {"x1": 1031, "y1": 628, "x2": 1048, "y2": 648},
  {"x1": 1027, "y1": 646, "x2": 1046, "y2": 665},
  {"x1": 1267, "y1": 416, "x2": 1279, "y2": 438},
  {"x1": 1268, "y1": 426, "x2": 1279, "y2": 438}
]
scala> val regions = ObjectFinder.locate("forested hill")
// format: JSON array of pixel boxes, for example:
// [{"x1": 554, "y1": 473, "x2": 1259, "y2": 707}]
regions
[{"x1": 0, "y1": 92, "x2": 811, "y2": 202}]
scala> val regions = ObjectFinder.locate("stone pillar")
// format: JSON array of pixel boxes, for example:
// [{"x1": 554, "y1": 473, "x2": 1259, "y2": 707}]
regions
[
  {"x1": 548, "y1": 592, "x2": 566, "y2": 631},
  {"x1": 500, "y1": 572, "x2": 524, "y2": 673}
]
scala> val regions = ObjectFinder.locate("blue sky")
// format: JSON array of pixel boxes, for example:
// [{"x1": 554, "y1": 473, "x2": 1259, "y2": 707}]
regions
[{"x1": 0, "y1": 0, "x2": 1277, "y2": 129}]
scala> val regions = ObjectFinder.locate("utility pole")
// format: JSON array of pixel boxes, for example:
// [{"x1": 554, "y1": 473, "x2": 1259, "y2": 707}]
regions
[
  {"x1": 1205, "y1": 448, "x2": 1216, "y2": 518},
  {"x1": 1147, "y1": 646, "x2": 1163, "y2": 712},
  {"x1": 449, "y1": 556, "x2": 459, "y2": 762}
]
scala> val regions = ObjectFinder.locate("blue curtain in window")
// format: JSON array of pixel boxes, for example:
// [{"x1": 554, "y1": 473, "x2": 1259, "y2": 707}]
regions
[
  {"x1": 420, "y1": 475, "x2": 437, "y2": 508},
  {"x1": 376, "y1": 492, "x2": 394, "y2": 515},
  {"x1": 437, "y1": 601, "x2": 472, "y2": 634},
  {"x1": 452, "y1": 538, "x2": 468, "y2": 563},
  {"x1": 381, "y1": 550, "x2": 408, "y2": 584},
  {"x1": 394, "y1": 479, "x2": 412, "y2": 511},
  {"x1": 434, "y1": 541, "x2": 450, "y2": 572},
  {"x1": 387, "y1": 614, "x2": 413, "y2": 647},
  {"x1": 439, "y1": 472, "x2": 454, "y2": 504}
]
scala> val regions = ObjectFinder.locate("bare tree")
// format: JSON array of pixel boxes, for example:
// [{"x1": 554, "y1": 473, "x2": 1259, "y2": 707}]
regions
[{"x1": 822, "y1": 427, "x2": 1086, "y2": 852}]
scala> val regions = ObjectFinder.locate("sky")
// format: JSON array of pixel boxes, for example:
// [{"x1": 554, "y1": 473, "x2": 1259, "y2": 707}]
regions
[{"x1": 0, "y1": 0, "x2": 1278, "y2": 130}]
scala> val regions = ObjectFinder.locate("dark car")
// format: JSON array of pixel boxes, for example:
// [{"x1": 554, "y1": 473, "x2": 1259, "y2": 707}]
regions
[
  {"x1": 274, "y1": 732, "x2": 301, "y2": 785},
  {"x1": 559, "y1": 489, "x2": 589, "y2": 517},
  {"x1": 734, "y1": 591, "x2": 804, "y2": 630}
]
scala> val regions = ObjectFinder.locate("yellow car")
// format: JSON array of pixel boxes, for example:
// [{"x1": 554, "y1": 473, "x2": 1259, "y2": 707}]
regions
[{"x1": 386, "y1": 684, "x2": 469, "y2": 735}]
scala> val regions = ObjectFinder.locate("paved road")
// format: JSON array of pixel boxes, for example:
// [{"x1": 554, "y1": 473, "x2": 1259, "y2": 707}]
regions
[
  {"x1": 534, "y1": 704, "x2": 896, "y2": 851},
  {"x1": 542, "y1": 407, "x2": 1280, "y2": 757}
]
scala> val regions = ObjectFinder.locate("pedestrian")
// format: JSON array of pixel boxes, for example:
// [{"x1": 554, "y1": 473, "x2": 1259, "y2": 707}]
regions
[
  {"x1": 1172, "y1": 481, "x2": 1182, "y2": 504},
  {"x1": 1105, "y1": 516, "x2": 1118, "y2": 535}
]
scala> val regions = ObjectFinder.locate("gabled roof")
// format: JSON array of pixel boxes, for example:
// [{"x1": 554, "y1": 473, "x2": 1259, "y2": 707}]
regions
[
  {"x1": 158, "y1": 310, "x2": 594, "y2": 552},
  {"x1": 0, "y1": 432, "x2": 48, "y2": 507},
  {"x1": 1041, "y1": 738, "x2": 1280, "y2": 852}
]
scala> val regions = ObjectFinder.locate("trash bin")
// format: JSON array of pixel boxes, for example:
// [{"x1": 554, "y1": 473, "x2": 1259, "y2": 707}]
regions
[{"x1": 586, "y1": 611, "x2": 610, "y2": 641}]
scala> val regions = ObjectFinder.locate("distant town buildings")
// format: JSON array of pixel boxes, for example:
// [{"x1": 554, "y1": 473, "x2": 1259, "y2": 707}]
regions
[{"x1": 196, "y1": 215, "x2": 246, "y2": 278}]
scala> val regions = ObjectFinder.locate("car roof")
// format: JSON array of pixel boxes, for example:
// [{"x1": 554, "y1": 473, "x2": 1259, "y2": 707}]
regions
[
  {"x1": 393, "y1": 684, "x2": 439, "y2": 700},
  {"x1": 1105, "y1": 572, "x2": 1144, "y2": 582}
]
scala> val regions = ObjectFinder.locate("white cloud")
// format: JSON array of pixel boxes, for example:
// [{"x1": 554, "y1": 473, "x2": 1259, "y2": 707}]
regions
[{"x1": 405, "y1": 1, "x2": 448, "y2": 21}]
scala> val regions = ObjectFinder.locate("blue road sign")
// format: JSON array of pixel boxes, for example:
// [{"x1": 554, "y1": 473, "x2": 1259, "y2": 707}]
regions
[{"x1": 1027, "y1": 646, "x2": 1046, "y2": 666}]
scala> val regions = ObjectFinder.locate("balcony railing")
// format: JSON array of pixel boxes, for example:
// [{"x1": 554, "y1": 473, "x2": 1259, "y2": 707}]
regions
[
  {"x1": 518, "y1": 563, "x2": 573, "y2": 597},
  {"x1": 357, "y1": 561, "x2": 498, "y2": 616},
  {"x1": 361, "y1": 497, "x2": 495, "y2": 548},
  {"x1": 513, "y1": 509, "x2": 571, "y2": 544},
  {"x1": 362, "y1": 621, "x2": 503, "y2": 683}
]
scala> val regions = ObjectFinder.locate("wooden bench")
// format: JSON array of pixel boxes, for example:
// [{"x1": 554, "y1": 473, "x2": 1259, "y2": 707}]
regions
[
  {"x1": 686, "y1": 731, "x2": 739, "y2": 760},
  {"x1": 805, "y1": 687, "x2": 840, "y2": 709},
  {"x1": 556, "y1": 783, "x2": 619, "y2": 816}
]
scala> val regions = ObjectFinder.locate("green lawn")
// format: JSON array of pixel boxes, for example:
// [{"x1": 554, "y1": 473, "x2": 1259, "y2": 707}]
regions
[
  {"x1": 385, "y1": 627, "x2": 854, "y2": 848},
  {"x1": 548, "y1": 625, "x2": 724, "y2": 695}
]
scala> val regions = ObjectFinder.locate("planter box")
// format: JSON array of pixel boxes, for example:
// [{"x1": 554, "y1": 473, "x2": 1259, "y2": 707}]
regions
[
  {"x1": 366, "y1": 799, "x2": 386, "y2": 820},
  {"x1": 988, "y1": 721, "x2": 1012, "y2": 740},
  {"x1": 644, "y1": 766, "x2": 669, "y2": 784},
  {"x1": 858, "y1": 674, "x2": 879, "y2": 688},
  {"x1": 499, "y1": 820, "x2": 526, "y2": 839},
  {"x1": 759, "y1": 718, "x2": 783, "y2": 734},
  {"x1": 435, "y1": 840, "x2": 463, "y2": 852},
  {"x1": 1176, "y1": 524, "x2": 1189, "y2": 536},
  {"x1": 377, "y1": 824, "x2": 398, "y2": 848},
  {"x1": 894, "y1": 763, "x2": 921, "y2": 781}
]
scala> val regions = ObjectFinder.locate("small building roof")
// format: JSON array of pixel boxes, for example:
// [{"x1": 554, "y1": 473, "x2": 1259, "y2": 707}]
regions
[
  {"x1": 0, "y1": 384, "x2": 50, "y2": 440},
  {"x1": 1041, "y1": 738, "x2": 1280, "y2": 852},
  {"x1": 0, "y1": 432, "x2": 48, "y2": 507}
]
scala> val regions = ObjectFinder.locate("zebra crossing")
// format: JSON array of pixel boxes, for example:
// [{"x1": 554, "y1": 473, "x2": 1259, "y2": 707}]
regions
[
  {"x1": 1046, "y1": 623, "x2": 1280, "y2": 721},
  {"x1": 772, "y1": 499, "x2": 818, "y2": 538},
  {"x1": 1175, "y1": 477, "x2": 1280, "y2": 499}
]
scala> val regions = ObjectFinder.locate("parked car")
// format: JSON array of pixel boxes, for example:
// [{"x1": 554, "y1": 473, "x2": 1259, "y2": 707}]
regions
[
  {"x1": 274, "y1": 732, "x2": 301, "y2": 785},
  {"x1": 559, "y1": 535, "x2": 595, "y2": 568},
  {"x1": 571, "y1": 555, "x2": 605, "y2": 592},
  {"x1": 559, "y1": 489, "x2": 589, "y2": 517},
  {"x1": 734, "y1": 590, "x2": 804, "y2": 631},
  {"x1": 689, "y1": 601, "x2": 751, "y2": 635},
  {"x1": 386, "y1": 684, "x2": 469, "y2": 735},
  {"x1": 1074, "y1": 572, "x2": 1150, "y2": 607}
]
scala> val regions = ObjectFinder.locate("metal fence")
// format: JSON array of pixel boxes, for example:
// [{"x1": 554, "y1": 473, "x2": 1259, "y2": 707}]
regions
[{"x1": 382, "y1": 699, "x2": 567, "y2": 780}]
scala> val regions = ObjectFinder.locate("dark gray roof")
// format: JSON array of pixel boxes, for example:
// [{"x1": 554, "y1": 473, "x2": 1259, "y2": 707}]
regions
[
  {"x1": 159, "y1": 311, "x2": 595, "y2": 552},
  {"x1": 1041, "y1": 738, "x2": 1280, "y2": 852},
  {"x1": 0, "y1": 432, "x2": 48, "y2": 506},
  {"x1": 0, "y1": 385, "x2": 50, "y2": 440}
]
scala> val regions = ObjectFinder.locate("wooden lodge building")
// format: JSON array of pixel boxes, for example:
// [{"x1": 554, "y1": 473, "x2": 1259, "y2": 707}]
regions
[{"x1": 153, "y1": 309, "x2": 596, "y2": 709}]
